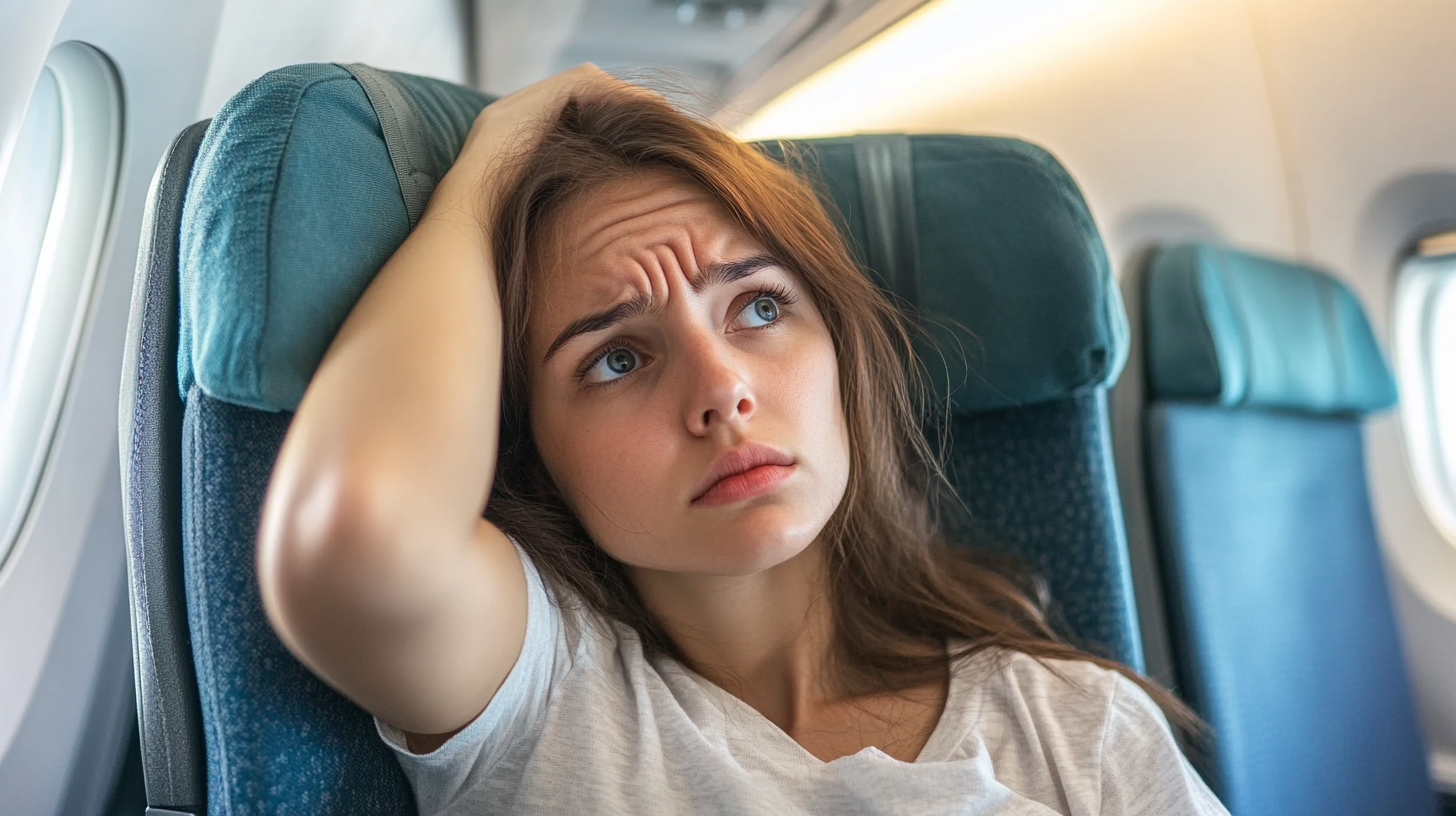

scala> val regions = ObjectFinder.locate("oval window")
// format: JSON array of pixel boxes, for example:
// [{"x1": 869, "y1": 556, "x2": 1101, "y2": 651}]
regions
[
  {"x1": 1393, "y1": 231, "x2": 1456, "y2": 547},
  {"x1": 0, "y1": 42, "x2": 122, "y2": 566}
]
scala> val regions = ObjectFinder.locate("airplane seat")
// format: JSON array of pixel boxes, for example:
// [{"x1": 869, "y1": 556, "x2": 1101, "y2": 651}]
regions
[
  {"x1": 1139, "y1": 243, "x2": 1438, "y2": 816},
  {"x1": 122, "y1": 63, "x2": 1141, "y2": 815}
]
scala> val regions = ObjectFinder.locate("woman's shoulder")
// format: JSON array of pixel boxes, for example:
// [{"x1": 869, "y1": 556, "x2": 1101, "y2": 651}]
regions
[
  {"x1": 950, "y1": 646, "x2": 1173, "y2": 752},
  {"x1": 956, "y1": 646, "x2": 1129, "y2": 700},
  {"x1": 510, "y1": 538, "x2": 646, "y2": 662}
]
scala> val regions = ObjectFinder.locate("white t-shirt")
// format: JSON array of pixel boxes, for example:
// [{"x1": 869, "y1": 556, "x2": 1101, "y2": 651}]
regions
[{"x1": 377, "y1": 545, "x2": 1228, "y2": 815}]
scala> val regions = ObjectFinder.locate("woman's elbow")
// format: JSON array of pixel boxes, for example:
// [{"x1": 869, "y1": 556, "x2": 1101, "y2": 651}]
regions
[{"x1": 257, "y1": 464, "x2": 437, "y2": 640}]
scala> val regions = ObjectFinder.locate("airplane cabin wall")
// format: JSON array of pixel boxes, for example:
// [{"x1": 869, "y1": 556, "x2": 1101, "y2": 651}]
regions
[
  {"x1": 197, "y1": 0, "x2": 471, "y2": 119},
  {"x1": 869, "y1": 0, "x2": 1456, "y2": 788},
  {"x1": 0, "y1": 0, "x2": 227, "y2": 812}
]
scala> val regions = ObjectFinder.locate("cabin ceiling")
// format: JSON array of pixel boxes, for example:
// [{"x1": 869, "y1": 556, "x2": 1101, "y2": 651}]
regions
[{"x1": 473, "y1": 0, "x2": 899, "y2": 113}]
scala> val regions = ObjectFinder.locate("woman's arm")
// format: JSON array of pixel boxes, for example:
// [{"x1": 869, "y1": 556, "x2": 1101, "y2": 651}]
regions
[{"x1": 256, "y1": 65, "x2": 612, "y2": 748}]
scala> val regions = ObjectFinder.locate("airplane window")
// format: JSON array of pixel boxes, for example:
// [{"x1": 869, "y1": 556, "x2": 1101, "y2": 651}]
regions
[
  {"x1": 0, "y1": 42, "x2": 121, "y2": 565},
  {"x1": 0, "y1": 68, "x2": 62, "y2": 406},
  {"x1": 1394, "y1": 231, "x2": 1456, "y2": 548}
]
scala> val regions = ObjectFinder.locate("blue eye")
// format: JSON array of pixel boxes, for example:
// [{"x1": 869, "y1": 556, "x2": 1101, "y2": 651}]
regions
[
  {"x1": 741, "y1": 295, "x2": 781, "y2": 328},
  {"x1": 585, "y1": 346, "x2": 641, "y2": 383}
]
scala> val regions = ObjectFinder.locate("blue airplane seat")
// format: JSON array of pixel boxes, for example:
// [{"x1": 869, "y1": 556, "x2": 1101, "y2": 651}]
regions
[
  {"x1": 1140, "y1": 243, "x2": 1438, "y2": 816},
  {"x1": 122, "y1": 62, "x2": 1141, "y2": 815}
]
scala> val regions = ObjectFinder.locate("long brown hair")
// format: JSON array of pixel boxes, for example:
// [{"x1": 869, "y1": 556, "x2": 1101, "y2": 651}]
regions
[{"x1": 485, "y1": 88, "x2": 1198, "y2": 734}]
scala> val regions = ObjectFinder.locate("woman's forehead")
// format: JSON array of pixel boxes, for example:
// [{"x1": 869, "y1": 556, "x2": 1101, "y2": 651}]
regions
[
  {"x1": 536, "y1": 172, "x2": 765, "y2": 294},
  {"x1": 545, "y1": 172, "x2": 743, "y2": 266}
]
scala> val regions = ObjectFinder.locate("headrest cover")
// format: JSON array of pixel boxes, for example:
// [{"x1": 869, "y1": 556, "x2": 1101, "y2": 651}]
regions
[
  {"x1": 179, "y1": 64, "x2": 491, "y2": 410},
  {"x1": 765, "y1": 135, "x2": 1127, "y2": 414},
  {"x1": 1144, "y1": 243, "x2": 1396, "y2": 415},
  {"x1": 180, "y1": 67, "x2": 1126, "y2": 413}
]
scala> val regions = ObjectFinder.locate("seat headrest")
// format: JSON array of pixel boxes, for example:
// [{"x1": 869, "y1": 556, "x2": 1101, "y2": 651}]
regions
[
  {"x1": 180, "y1": 65, "x2": 1127, "y2": 414},
  {"x1": 763, "y1": 135, "x2": 1126, "y2": 414},
  {"x1": 1144, "y1": 242, "x2": 1396, "y2": 415},
  {"x1": 179, "y1": 63, "x2": 492, "y2": 411}
]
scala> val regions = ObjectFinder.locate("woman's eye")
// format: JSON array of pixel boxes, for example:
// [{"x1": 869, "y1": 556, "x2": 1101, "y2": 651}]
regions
[
  {"x1": 585, "y1": 346, "x2": 641, "y2": 383},
  {"x1": 740, "y1": 295, "x2": 781, "y2": 328}
]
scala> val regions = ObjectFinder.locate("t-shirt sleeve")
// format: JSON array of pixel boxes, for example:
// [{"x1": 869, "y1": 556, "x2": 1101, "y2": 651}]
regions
[
  {"x1": 374, "y1": 539, "x2": 568, "y2": 813},
  {"x1": 1097, "y1": 676, "x2": 1229, "y2": 816}
]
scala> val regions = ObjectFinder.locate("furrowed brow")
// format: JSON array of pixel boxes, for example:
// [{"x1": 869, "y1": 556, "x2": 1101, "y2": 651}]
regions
[
  {"x1": 543, "y1": 292, "x2": 654, "y2": 364},
  {"x1": 691, "y1": 254, "x2": 781, "y2": 293}
]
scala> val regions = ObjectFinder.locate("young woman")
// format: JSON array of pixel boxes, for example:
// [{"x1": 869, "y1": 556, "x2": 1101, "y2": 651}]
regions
[{"x1": 257, "y1": 65, "x2": 1227, "y2": 815}]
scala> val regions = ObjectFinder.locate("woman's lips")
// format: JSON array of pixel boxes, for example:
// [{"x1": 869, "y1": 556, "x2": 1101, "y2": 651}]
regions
[{"x1": 692, "y1": 463, "x2": 795, "y2": 507}]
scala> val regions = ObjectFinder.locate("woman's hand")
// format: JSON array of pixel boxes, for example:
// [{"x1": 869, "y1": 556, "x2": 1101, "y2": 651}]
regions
[{"x1": 427, "y1": 64, "x2": 630, "y2": 225}]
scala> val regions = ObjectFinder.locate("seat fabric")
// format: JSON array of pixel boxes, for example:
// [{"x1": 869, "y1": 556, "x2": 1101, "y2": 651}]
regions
[
  {"x1": 946, "y1": 395, "x2": 1137, "y2": 661},
  {"x1": 182, "y1": 388, "x2": 416, "y2": 816},
  {"x1": 1145, "y1": 403, "x2": 1435, "y2": 816}
]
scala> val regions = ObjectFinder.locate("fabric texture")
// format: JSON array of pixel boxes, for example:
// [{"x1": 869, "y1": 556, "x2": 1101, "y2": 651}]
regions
[
  {"x1": 178, "y1": 63, "x2": 491, "y2": 411},
  {"x1": 1144, "y1": 402, "x2": 1437, "y2": 816},
  {"x1": 943, "y1": 394, "x2": 1141, "y2": 668},
  {"x1": 377, "y1": 544, "x2": 1225, "y2": 816},
  {"x1": 181, "y1": 390, "x2": 417, "y2": 816},
  {"x1": 1143, "y1": 243, "x2": 1396, "y2": 415}
]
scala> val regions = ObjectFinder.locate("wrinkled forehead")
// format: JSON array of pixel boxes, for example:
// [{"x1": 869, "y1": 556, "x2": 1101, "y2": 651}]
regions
[
  {"x1": 527, "y1": 171, "x2": 768, "y2": 341},
  {"x1": 535, "y1": 170, "x2": 740, "y2": 281}
]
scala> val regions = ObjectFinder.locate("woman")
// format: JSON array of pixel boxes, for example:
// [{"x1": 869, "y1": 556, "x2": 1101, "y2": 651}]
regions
[{"x1": 257, "y1": 65, "x2": 1227, "y2": 815}]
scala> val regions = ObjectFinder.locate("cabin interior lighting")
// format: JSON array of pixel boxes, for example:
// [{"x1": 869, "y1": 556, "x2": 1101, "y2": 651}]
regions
[
  {"x1": 735, "y1": 0, "x2": 1166, "y2": 139},
  {"x1": 663, "y1": 0, "x2": 766, "y2": 29}
]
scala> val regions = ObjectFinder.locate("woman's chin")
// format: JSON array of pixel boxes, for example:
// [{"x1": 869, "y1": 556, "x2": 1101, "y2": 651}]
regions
[
  {"x1": 682, "y1": 505, "x2": 825, "y2": 576},
  {"x1": 606, "y1": 503, "x2": 825, "y2": 578}
]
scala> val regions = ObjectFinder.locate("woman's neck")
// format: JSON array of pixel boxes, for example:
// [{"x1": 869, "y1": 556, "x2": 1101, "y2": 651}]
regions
[{"x1": 628, "y1": 540, "x2": 836, "y2": 733}]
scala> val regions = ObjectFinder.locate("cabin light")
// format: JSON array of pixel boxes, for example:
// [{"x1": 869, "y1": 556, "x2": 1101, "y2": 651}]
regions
[
  {"x1": 663, "y1": 0, "x2": 765, "y2": 29},
  {"x1": 735, "y1": 0, "x2": 1167, "y2": 139}
]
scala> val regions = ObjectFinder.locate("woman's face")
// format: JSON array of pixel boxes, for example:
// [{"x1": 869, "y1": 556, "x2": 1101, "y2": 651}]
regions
[{"x1": 527, "y1": 171, "x2": 850, "y2": 577}]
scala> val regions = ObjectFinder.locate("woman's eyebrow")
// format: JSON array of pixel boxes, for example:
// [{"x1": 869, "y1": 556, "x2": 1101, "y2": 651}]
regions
[
  {"x1": 542, "y1": 254, "x2": 783, "y2": 364},
  {"x1": 689, "y1": 253, "x2": 781, "y2": 293},
  {"x1": 543, "y1": 293, "x2": 654, "y2": 364}
]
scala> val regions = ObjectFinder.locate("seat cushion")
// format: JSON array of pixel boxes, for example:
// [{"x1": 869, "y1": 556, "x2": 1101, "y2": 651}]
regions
[{"x1": 1143, "y1": 243, "x2": 1396, "y2": 415}]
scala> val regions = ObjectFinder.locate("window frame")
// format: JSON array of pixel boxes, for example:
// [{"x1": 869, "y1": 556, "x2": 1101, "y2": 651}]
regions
[
  {"x1": 1393, "y1": 233, "x2": 1456, "y2": 549},
  {"x1": 0, "y1": 41, "x2": 123, "y2": 570}
]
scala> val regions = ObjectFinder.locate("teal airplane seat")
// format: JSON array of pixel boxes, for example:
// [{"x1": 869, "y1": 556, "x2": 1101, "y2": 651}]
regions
[
  {"x1": 1139, "y1": 243, "x2": 1438, "y2": 816},
  {"x1": 122, "y1": 63, "x2": 1141, "y2": 815}
]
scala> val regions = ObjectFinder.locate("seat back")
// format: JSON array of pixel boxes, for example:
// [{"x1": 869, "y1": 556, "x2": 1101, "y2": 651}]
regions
[
  {"x1": 1140, "y1": 243, "x2": 1436, "y2": 816},
  {"x1": 760, "y1": 135, "x2": 1141, "y2": 664},
  {"x1": 123, "y1": 64, "x2": 1141, "y2": 815}
]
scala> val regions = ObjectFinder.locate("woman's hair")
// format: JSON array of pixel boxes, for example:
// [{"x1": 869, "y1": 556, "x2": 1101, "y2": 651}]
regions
[{"x1": 486, "y1": 88, "x2": 1198, "y2": 734}]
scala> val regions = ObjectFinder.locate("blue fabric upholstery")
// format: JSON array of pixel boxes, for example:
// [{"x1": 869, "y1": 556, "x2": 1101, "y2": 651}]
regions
[
  {"x1": 1144, "y1": 403, "x2": 1436, "y2": 816},
  {"x1": 179, "y1": 64, "x2": 491, "y2": 411},
  {"x1": 945, "y1": 395, "x2": 1140, "y2": 665},
  {"x1": 182, "y1": 388, "x2": 416, "y2": 816},
  {"x1": 763, "y1": 136, "x2": 1128, "y2": 414},
  {"x1": 179, "y1": 66, "x2": 1125, "y2": 415},
  {"x1": 1144, "y1": 243, "x2": 1396, "y2": 415}
]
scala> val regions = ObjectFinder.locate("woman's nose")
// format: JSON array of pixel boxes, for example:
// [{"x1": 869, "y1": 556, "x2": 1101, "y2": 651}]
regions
[{"x1": 682, "y1": 335, "x2": 756, "y2": 436}]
